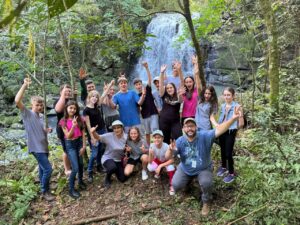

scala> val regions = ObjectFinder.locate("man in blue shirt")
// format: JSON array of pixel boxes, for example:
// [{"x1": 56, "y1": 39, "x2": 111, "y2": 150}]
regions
[
  {"x1": 109, "y1": 76, "x2": 146, "y2": 132},
  {"x1": 166, "y1": 107, "x2": 242, "y2": 216}
]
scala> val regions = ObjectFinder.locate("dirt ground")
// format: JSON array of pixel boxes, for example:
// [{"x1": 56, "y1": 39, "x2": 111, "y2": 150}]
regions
[{"x1": 20, "y1": 163, "x2": 237, "y2": 225}]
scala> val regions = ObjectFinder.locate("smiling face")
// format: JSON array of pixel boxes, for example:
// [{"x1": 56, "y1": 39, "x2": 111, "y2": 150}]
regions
[
  {"x1": 184, "y1": 77, "x2": 194, "y2": 91},
  {"x1": 153, "y1": 134, "x2": 163, "y2": 146},
  {"x1": 183, "y1": 121, "x2": 197, "y2": 139},
  {"x1": 87, "y1": 83, "x2": 96, "y2": 92},
  {"x1": 129, "y1": 128, "x2": 139, "y2": 142},
  {"x1": 119, "y1": 80, "x2": 128, "y2": 92},
  {"x1": 64, "y1": 87, "x2": 72, "y2": 99},
  {"x1": 67, "y1": 104, "x2": 77, "y2": 118},
  {"x1": 90, "y1": 94, "x2": 99, "y2": 105},
  {"x1": 223, "y1": 90, "x2": 234, "y2": 104},
  {"x1": 166, "y1": 83, "x2": 175, "y2": 96}
]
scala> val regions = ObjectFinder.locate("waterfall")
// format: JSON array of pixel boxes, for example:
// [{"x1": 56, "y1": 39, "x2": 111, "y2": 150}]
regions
[{"x1": 132, "y1": 13, "x2": 195, "y2": 81}]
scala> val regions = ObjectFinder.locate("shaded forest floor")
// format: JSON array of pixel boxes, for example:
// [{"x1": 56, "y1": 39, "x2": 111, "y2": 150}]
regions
[{"x1": 18, "y1": 156, "x2": 239, "y2": 225}]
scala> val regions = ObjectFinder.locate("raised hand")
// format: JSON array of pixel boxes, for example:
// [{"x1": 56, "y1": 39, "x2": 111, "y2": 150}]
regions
[
  {"x1": 233, "y1": 106, "x2": 242, "y2": 120},
  {"x1": 178, "y1": 86, "x2": 186, "y2": 96},
  {"x1": 24, "y1": 77, "x2": 32, "y2": 87},
  {"x1": 79, "y1": 67, "x2": 87, "y2": 80},
  {"x1": 160, "y1": 64, "x2": 167, "y2": 74},
  {"x1": 90, "y1": 125, "x2": 98, "y2": 134},
  {"x1": 192, "y1": 55, "x2": 198, "y2": 65},
  {"x1": 142, "y1": 61, "x2": 148, "y2": 68},
  {"x1": 169, "y1": 139, "x2": 176, "y2": 151},
  {"x1": 72, "y1": 116, "x2": 78, "y2": 127},
  {"x1": 140, "y1": 144, "x2": 147, "y2": 153}
]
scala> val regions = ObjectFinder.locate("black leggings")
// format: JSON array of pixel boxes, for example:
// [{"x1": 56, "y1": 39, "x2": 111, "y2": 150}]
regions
[
  {"x1": 159, "y1": 118, "x2": 182, "y2": 144},
  {"x1": 103, "y1": 159, "x2": 126, "y2": 182},
  {"x1": 219, "y1": 129, "x2": 237, "y2": 174}
]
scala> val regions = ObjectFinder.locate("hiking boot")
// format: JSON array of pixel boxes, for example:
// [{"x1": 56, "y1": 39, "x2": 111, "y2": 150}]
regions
[
  {"x1": 141, "y1": 170, "x2": 148, "y2": 181},
  {"x1": 88, "y1": 172, "x2": 93, "y2": 183},
  {"x1": 78, "y1": 181, "x2": 87, "y2": 190},
  {"x1": 216, "y1": 167, "x2": 227, "y2": 177},
  {"x1": 69, "y1": 190, "x2": 80, "y2": 199},
  {"x1": 169, "y1": 186, "x2": 175, "y2": 196},
  {"x1": 42, "y1": 191, "x2": 55, "y2": 201},
  {"x1": 223, "y1": 174, "x2": 235, "y2": 183},
  {"x1": 201, "y1": 203, "x2": 210, "y2": 216}
]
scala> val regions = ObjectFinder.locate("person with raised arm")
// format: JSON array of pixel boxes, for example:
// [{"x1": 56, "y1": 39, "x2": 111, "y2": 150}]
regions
[
  {"x1": 165, "y1": 107, "x2": 243, "y2": 216},
  {"x1": 15, "y1": 77, "x2": 55, "y2": 201},
  {"x1": 159, "y1": 64, "x2": 184, "y2": 144},
  {"x1": 133, "y1": 61, "x2": 159, "y2": 145},
  {"x1": 110, "y1": 75, "x2": 146, "y2": 133}
]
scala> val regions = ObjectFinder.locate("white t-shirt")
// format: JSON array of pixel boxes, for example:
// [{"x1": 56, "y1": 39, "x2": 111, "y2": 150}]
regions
[{"x1": 150, "y1": 142, "x2": 169, "y2": 162}]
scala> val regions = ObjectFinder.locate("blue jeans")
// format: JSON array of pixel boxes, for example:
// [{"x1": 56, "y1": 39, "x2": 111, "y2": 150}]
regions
[
  {"x1": 87, "y1": 129, "x2": 106, "y2": 172},
  {"x1": 65, "y1": 138, "x2": 84, "y2": 190},
  {"x1": 32, "y1": 152, "x2": 53, "y2": 193}
]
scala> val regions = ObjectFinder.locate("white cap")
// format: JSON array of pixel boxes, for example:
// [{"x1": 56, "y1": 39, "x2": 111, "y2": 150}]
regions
[
  {"x1": 111, "y1": 120, "x2": 124, "y2": 128},
  {"x1": 152, "y1": 129, "x2": 164, "y2": 137},
  {"x1": 153, "y1": 76, "x2": 160, "y2": 83}
]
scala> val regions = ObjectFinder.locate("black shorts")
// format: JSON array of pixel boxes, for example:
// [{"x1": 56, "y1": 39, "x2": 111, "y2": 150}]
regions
[{"x1": 127, "y1": 157, "x2": 141, "y2": 166}]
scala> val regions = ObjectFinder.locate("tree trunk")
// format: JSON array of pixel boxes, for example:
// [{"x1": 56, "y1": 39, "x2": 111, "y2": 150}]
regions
[
  {"x1": 258, "y1": 0, "x2": 280, "y2": 112},
  {"x1": 181, "y1": 0, "x2": 206, "y2": 88}
]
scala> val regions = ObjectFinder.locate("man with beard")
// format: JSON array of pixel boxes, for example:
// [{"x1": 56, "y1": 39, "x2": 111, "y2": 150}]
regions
[{"x1": 165, "y1": 107, "x2": 242, "y2": 216}]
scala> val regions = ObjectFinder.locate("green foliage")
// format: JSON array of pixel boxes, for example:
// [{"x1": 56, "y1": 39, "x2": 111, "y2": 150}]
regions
[{"x1": 48, "y1": 0, "x2": 79, "y2": 18}]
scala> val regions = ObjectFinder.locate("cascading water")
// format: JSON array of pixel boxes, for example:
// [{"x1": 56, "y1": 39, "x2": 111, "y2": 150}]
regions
[{"x1": 132, "y1": 13, "x2": 195, "y2": 80}]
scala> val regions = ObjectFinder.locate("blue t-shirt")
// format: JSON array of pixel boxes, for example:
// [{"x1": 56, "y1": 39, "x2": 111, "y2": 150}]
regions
[
  {"x1": 112, "y1": 90, "x2": 141, "y2": 127},
  {"x1": 175, "y1": 130, "x2": 215, "y2": 176}
]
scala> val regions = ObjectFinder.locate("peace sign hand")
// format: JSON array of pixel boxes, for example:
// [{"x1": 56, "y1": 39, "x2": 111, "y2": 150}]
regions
[
  {"x1": 169, "y1": 139, "x2": 177, "y2": 151},
  {"x1": 72, "y1": 116, "x2": 78, "y2": 127},
  {"x1": 233, "y1": 106, "x2": 242, "y2": 120}
]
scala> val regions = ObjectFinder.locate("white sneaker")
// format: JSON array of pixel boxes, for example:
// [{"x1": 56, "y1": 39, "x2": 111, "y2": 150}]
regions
[
  {"x1": 142, "y1": 170, "x2": 148, "y2": 180},
  {"x1": 169, "y1": 186, "x2": 175, "y2": 196}
]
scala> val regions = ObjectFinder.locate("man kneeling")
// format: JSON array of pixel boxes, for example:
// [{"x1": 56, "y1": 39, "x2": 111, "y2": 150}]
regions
[{"x1": 166, "y1": 109, "x2": 241, "y2": 216}]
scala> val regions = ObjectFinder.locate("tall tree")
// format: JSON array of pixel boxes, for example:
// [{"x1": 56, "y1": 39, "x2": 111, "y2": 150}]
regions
[{"x1": 258, "y1": 0, "x2": 280, "y2": 112}]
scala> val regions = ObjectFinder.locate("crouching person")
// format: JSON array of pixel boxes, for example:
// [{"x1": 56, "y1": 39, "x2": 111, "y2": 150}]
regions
[
  {"x1": 15, "y1": 78, "x2": 55, "y2": 201},
  {"x1": 166, "y1": 113, "x2": 242, "y2": 216},
  {"x1": 148, "y1": 130, "x2": 176, "y2": 195}
]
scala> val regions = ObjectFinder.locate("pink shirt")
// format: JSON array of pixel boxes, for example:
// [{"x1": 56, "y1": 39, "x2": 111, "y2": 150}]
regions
[
  {"x1": 59, "y1": 117, "x2": 84, "y2": 139},
  {"x1": 182, "y1": 88, "x2": 198, "y2": 117}
]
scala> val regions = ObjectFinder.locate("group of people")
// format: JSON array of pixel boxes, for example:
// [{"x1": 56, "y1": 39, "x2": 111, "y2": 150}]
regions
[{"x1": 15, "y1": 56, "x2": 244, "y2": 216}]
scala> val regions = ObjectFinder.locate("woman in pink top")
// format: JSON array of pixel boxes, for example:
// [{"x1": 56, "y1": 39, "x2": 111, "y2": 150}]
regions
[
  {"x1": 181, "y1": 56, "x2": 200, "y2": 124},
  {"x1": 59, "y1": 100, "x2": 87, "y2": 199}
]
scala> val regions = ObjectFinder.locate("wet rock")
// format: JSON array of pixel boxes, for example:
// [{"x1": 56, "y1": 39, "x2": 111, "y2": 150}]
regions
[{"x1": 11, "y1": 123, "x2": 24, "y2": 129}]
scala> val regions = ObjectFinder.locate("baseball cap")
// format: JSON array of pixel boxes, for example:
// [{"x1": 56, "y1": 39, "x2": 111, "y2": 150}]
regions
[
  {"x1": 133, "y1": 78, "x2": 142, "y2": 85},
  {"x1": 183, "y1": 118, "x2": 197, "y2": 125},
  {"x1": 152, "y1": 130, "x2": 164, "y2": 137},
  {"x1": 111, "y1": 120, "x2": 124, "y2": 128}
]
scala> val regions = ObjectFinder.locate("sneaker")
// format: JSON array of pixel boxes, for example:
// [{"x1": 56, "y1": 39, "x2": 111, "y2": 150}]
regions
[
  {"x1": 223, "y1": 174, "x2": 235, "y2": 183},
  {"x1": 69, "y1": 190, "x2": 80, "y2": 199},
  {"x1": 169, "y1": 186, "x2": 175, "y2": 196},
  {"x1": 141, "y1": 170, "x2": 148, "y2": 181},
  {"x1": 154, "y1": 174, "x2": 160, "y2": 179},
  {"x1": 201, "y1": 203, "x2": 210, "y2": 216},
  {"x1": 42, "y1": 192, "x2": 55, "y2": 201},
  {"x1": 216, "y1": 167, "x2": 227, "y2": 177},
  {"x1": 65, "y1": 170, "x2": 71, "y2": 177}
]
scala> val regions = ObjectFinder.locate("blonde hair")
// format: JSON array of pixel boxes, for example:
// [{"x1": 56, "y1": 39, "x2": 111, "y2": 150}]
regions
[
  {"x1": 87, "y1": 90, "x2": 101, "y2": 106},
  {"x1": 31, "y1": 96, "x2": 44, "y2": 104}
]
